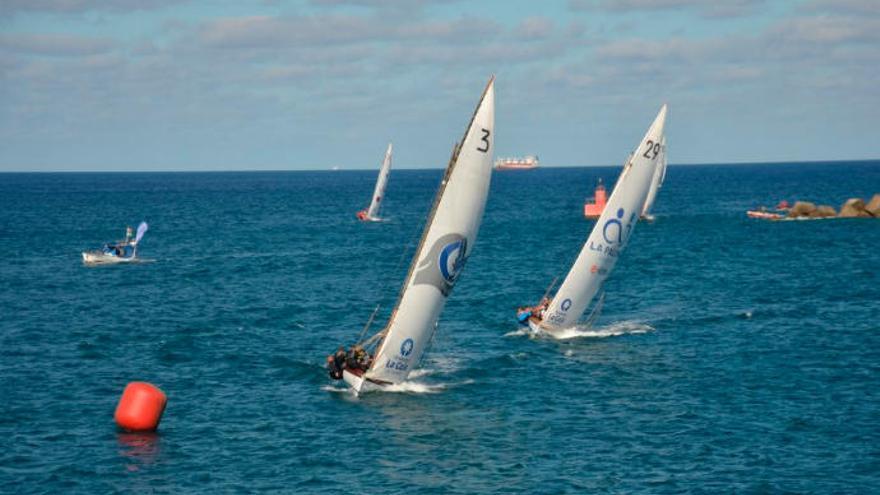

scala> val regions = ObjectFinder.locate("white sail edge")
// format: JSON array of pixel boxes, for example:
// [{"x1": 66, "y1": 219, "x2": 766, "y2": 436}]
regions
[
  {"x1": 366, "y1": 143, "x2": 393, "y2": 219},
  {"x1": 364, "y1": 77, "x2": 496, "y2": 385},
  {"x1": 539, "y1": 104, "x2": 667, "y2": 332},
  {"x1": 642, "y1": 136, "x2": 667, "y2": 217}
]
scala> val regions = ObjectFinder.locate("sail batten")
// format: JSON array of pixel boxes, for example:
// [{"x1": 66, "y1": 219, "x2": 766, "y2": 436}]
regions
[
  {"x1": 366, "y1": 77, "x2": 495, "y2": 384},
  {"x1": 539, "y1": 104, "x2": 667, "y2": 331}
]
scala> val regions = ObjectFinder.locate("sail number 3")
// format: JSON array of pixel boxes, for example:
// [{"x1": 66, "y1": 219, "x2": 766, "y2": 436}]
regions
[
  {"x1": 642, "y1": 140, "x2": 661, "y2": 160},
  {"x1": 477, "y1": 128, "x2": 491, "y2": 153}
]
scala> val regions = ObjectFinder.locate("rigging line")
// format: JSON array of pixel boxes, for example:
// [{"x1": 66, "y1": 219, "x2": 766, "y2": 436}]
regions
[
  {"x1": 541, "y1": 276, "x2": 559, "y2": 301},
  {"x1": 584, "y1": 292, "x2": 605, "y2": 328},
  {"x1": 356, "y1": 304, "x2": 381, "y2": 344}
]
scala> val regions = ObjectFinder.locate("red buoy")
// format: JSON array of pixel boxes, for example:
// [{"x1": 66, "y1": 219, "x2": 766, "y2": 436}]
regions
[{"x1": 114, "y1": 382, "x2": 167, "y2": 432}]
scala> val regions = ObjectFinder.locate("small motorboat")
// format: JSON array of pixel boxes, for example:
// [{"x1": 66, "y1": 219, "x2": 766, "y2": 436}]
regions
[
  {"x1": 82, "y1": 222, "x2": 148, "y2": 265},
  {"x1": 746, "y1": 210, "x2": 783, "y2": 220}
]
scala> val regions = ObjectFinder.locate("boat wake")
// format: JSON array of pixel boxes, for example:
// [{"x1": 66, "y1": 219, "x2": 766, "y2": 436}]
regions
[
  {"x1": 548, "y1": 320, "x2": 654, "y2": 340},
  {"x1": 380, "y1": 380, "x2": 457, "y2": 394},
  {"x1": 321, "y1": 384, "x2": 351, "y2": 394},
  {"x1": 324, "y1": 378, "x2": 474, "y2": 396},
  {"x1": 506, "y1": 320, "x2": 654, "y2": 341},
  {"x1": 83, "y1": 258, "x2": 156, "y2": 267},
  {"x1": 504, "y1": 327, "x2": 531, "y2": 338}
]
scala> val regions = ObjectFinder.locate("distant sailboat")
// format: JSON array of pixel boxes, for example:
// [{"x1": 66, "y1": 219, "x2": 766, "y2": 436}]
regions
[
  {"x1": 339, "y1": 77, "x2": 495, "y2": 394},
  {"x1": 641, "y1": 136, "x2": 667, "y2": 221},
  {"x1": 518, "y1": 105, "x2": 667, "y2": 335},
  {"x1": 357, "y1": 143, "x2": 393, "y2": 222}
]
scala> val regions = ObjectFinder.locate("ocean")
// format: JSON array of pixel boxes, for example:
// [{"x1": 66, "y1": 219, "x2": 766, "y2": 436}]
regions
[{"x1": 1, "y1": 161, "x2": 879, "y2": 493}]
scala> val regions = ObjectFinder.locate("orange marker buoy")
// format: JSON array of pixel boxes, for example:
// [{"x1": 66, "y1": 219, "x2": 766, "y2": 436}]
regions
[{"x1": 114, "y1": 382, "x2": 167, "y2": 432}]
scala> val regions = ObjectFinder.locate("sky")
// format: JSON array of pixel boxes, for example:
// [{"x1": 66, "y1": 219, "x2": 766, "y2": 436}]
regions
[{"x1": 1, "y1": 0, "x2": 878, "y2": 171}]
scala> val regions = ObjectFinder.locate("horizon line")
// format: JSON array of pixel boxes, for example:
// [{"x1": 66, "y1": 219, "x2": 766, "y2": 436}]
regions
[{"x1": 1, "y1": 158, "x2": 877, "y2": 174}]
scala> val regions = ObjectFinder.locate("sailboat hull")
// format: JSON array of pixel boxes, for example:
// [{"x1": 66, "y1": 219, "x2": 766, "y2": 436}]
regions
[
  {"x1": 527, "y1": 317, "x2": 543, "y2": 333},
  {"x1": 82, "y1": 251, "x2": 137, "y2": 265},
  {"x1": 527, "y1": 317, "x2": 570, "y2": 338},
  {"x1": 342, "y1": 369, "x2": 387, "y2": 395},
  {"x1": 356, "y1": 210, "x2": 383, "y2": 222}
]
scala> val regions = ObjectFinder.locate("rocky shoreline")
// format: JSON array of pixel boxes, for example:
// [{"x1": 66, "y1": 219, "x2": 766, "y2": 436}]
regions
[{"x1": 785, "y1": 194, "x2": 880, "y2": 219}]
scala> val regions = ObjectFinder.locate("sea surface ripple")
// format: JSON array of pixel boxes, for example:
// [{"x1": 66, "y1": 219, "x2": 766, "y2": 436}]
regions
[{"x1": 1, "y1": 162, "x2": 879, "y2": 493}]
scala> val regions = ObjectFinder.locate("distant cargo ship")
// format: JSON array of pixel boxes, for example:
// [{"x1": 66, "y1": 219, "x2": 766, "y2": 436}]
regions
[{"x1": 494, "y1": 155, "x2": 539, "y2": 170}]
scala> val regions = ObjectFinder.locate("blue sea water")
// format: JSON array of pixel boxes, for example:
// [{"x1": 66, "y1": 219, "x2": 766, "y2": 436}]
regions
[{"x1": 1, "y1": 161, "x2": 879, "y2": 493}]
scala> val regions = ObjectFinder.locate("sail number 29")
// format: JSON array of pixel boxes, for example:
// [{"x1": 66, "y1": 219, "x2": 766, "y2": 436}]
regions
[
  {"x1": 477, "y1": 128, "x2": 491, "y2": 153},
  {"x1": 642, "y1": 140, "x2": 661, "y2": 160}
]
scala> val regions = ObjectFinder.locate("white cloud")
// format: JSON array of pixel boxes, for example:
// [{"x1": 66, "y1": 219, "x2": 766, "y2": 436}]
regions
[
  {"x1": 569, "y1": 0, "x2": 767, "y2": 19},
  {"x1": 0, "y1": 0, "x2": 188, "y2": 16},
  {"x1": 801, "y1": 0, "x2": 880, "y2": 16},
  {"x1": 0, "y1": 33, "x2": 114, "y2": 56}
]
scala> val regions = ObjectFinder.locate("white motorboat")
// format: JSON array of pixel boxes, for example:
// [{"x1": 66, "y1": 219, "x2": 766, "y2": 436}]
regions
[{"x1": 82, "y1": 221, "x2": 148, "y2": 266}]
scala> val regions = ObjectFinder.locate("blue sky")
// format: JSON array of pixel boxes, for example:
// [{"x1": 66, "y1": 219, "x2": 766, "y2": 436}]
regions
[{"x1": 1, "y1": 0, "x2": 878, "y2": 171}]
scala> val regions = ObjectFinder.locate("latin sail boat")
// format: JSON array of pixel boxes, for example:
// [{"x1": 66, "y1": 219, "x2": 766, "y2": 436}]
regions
[
  {"x1": 357, "y1": 143, "x2": 393, "y2": 222},
  {"x1": 82, "y1": 221, "x2": 149, "y2": 265},
  {"x1": 641, "y1": 136, "x2": 667, "y2": 221},
  {"x1": 518, "y1": 105, "x2": 667, "y2": 335},
  {"x1": 340, "y1": 77, "x2": 495, "y2": 394}
]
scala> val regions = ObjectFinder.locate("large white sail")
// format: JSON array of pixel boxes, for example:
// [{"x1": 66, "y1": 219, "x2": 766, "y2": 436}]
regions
[
  {"x1": 641, "y1": 136, "x2": 667, "y2": 218},
  {"x1": 537, "y1": 104, "x2": 667, "y2": 332},
  {"x1": 366, "y1": 143, "x2": 393, "y2": 219},
  {"x1": 365, "y1": 78, "x2": 495, "y2": 384}
]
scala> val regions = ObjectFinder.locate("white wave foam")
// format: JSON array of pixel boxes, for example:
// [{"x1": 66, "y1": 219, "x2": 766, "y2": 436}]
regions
[
  {"x1": 380, "y1": 380, "x2": 448, "y2": 394},
  {"x1": 380, "y1": 378, "x2": 474, "y2": 394},
  {"x1": 407, "y1": 369, "x2": 434, "y2": 379},
  {"x1": 425, "y1": 355, "x2": 464, "y2": 374},
  {"x1": 540, "y1": 320, "x2": 654, "y2": 341},
  {"x1": 504, "y1": 327, "x2": 531, "y2": 338}
]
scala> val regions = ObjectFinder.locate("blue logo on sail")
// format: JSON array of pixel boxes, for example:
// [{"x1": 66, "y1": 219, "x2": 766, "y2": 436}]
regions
[
  {"x1": 413, "y1": 233, "x2": 468, "y2": 296},
  {"x1": 400, "y1": 338, "x2": 414, "y2": 357},
  {"x1": 603, "y1": 208, "x2": 625, "y2": 244},
  {"x1": 439, "y1": 238, "x2": 467, "y2": 284}
]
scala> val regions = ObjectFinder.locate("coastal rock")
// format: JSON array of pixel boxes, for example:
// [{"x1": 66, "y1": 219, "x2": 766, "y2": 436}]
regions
[
  {"x1": 811, "y1": 205, "x2": 837, "y2": 218},
  {"x1": 839, "y1": 198, "x2": 872, "y2": 218},
  {"x1": 866, "y1": 194, "x2": 880, "y2": 217},
  {"x1": 788, "y1": 201, "x2": 816, "y2": 218}
]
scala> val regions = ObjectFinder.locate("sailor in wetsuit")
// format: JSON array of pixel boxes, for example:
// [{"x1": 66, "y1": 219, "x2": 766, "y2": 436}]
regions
[
  {"x1": 326, "y1": 347, "x2": 347, "y2": 380},
  {"x1": 326, "y1": 355, "x2": 342, "y2": 380},
  {"x1": 516, "y1": 297, "x2": 550, "y2": 325}
]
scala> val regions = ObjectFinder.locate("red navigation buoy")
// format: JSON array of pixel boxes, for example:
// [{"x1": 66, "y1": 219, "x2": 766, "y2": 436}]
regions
[{"x1": 114, "y1": 382, "x2": 167, "y2": 432}]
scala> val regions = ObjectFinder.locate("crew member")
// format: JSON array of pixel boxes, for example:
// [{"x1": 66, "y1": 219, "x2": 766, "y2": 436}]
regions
[
  {"x1": 326, "y1": 355, "x2": 342, "y2": 380},
  {"x1": 334, "y1": 347, "x2": 347, "y2": 371},
  {"x1": 354, "y1": 346, "x2": 370, "y2": 369},
  {"x1": 535, "y1": 297, "x2": 550, "y2": 319}
]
